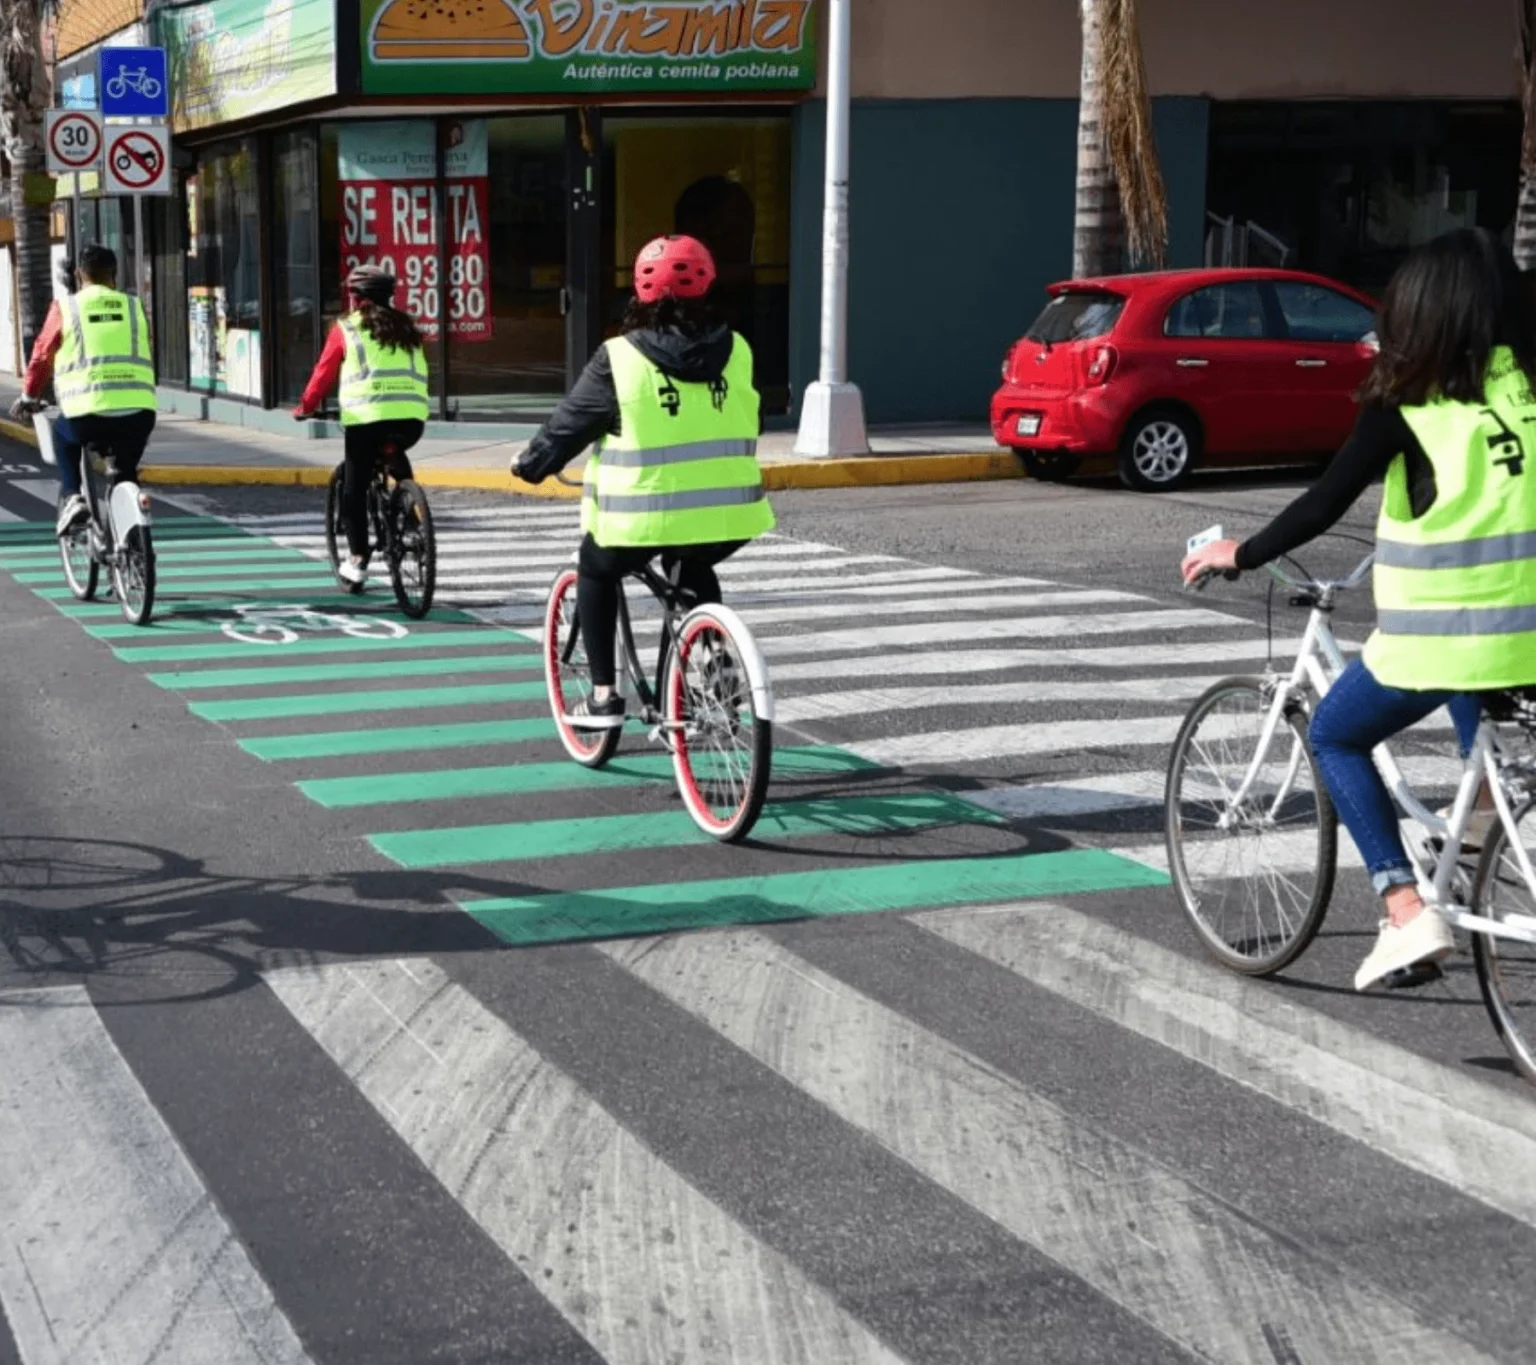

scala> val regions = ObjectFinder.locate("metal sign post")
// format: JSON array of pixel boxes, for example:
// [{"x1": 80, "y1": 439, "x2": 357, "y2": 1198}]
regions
[{"x1": 98, "y1": 48, "x2": 171, "y2": 318}]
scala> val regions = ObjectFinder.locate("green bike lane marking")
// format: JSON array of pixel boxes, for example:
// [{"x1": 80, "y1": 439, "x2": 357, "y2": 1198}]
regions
[
  {"x1": 192, "y1": 680, "x2": 545, "y2": 722},
  {"x1": 113, "y1": 628, "x2": 501, "y2": 663},
  {"x1": 460, "y1": 850, "x2": 1170, "y2": 947},
  {"x1": 256, "y1": 718, "x2": 551, "y2": 764},
  {"x1": 0, "y1": 542, "x2": 298, "y2": 567},
  {"x1": 147, "y1": 652, "x2": 540, "y2": 690},
  {"x1": 16, "y1": 562, "x2": 341, "y2": 584},
  {"x1": 292, "y1": 744, "x2": 870, "y2": 800},
  {"x1": 371, "y1": 792, "x2": 1002, "y2": 868},
  {"x1": 36, "y1": 577, "x2": 339, "y2": 600},
  {"x1": 84, "y1": 606, "x2": 478, "y2": 639}
]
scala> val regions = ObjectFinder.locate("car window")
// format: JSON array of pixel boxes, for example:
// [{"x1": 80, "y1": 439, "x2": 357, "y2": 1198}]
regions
[
  {"x1": 1272, "y1": 282, "x2": 1376, "y2": 343},
  {"x1": 1026, "y1": 291, "x2": 1125, "y2": 343},
  {"x1": 1164, "y1": 283, "x2": 1269, "y2": 340}
]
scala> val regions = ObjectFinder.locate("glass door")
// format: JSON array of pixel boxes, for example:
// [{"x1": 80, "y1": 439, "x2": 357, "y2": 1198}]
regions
[{"x1": 448, "y1": 114, "x2": 569, "y2": 418}]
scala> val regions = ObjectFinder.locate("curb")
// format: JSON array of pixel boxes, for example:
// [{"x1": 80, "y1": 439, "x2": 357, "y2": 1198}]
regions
[{"x1": 2, "y1": 415, "x2": 1023, "y2": 494}]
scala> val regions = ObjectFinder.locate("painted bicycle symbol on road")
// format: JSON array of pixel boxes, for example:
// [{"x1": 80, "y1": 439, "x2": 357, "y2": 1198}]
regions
[{"x1": 220, "y1": 603, "x2": 409, "y2": 646}]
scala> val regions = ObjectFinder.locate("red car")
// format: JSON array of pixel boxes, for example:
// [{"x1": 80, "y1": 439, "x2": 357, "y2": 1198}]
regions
[{"x1": 991, "y1": 267, "x2": 1380, "y2": 491}]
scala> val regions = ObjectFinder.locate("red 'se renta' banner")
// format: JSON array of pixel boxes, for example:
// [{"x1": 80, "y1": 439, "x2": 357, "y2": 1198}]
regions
[{"x1": 338, "y1": 118, "x2": 491, "y2": 343}]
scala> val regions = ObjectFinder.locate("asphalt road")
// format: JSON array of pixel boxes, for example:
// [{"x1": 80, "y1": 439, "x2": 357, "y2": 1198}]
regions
[{"x1": 1, "y1": 441, "x2": 1533, "y2": 1365}]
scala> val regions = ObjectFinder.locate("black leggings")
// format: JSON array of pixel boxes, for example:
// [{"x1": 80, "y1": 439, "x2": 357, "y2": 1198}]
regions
[
  {"x1": 577, "y1": 534, "x2": 745, "y2": 687},
  {"x1": 342, "y1": 420, "x2": 423, "y2": 558},
  {"x1": 69, "y1": 410, "x2": 156, "y2": 488}
]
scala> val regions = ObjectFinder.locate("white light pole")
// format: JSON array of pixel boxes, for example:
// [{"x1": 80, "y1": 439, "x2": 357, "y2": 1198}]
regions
[{"x1": 794, "y1": 0, "x2": 868, "y2": 457}]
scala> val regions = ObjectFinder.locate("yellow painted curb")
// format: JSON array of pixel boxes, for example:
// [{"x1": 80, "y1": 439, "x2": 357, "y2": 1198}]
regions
[
  {"x1": 127, "y1": 451, "x2": 1021, "y2": 494},
  {"x1": 0, "y1": 417, "x2": 39, "y2": 448}
]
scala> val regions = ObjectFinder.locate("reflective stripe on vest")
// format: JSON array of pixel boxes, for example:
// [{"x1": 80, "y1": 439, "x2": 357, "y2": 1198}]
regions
[
  {"x1": 54, "y1": 286, "x2": 156, "y2": 417},
  {"x1": 336, "y1": 314, "x2": 429, "y2": 426},
  {"x1": 1363, "y1": 345, "x2": 1536, "y2": 691},
  {"x1": 582, "y1": 333, "x2": 772, "y2": 549}
]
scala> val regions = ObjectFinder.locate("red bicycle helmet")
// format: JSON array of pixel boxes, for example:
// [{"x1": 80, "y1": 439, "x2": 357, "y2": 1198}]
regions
[{"x1": 633, "y1": 234, "x2": 716, "y2": 303}]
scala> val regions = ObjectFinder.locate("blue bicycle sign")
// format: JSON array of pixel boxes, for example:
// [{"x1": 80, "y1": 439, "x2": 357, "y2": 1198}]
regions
[{"x1": 99, "y1": 47, "x2": 168, "y2": 118}]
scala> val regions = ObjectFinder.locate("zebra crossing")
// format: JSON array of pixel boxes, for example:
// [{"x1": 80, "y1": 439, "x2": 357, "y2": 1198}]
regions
[{"x1": 3, "y1": 487, "x2": 1535, "y2": 1362}]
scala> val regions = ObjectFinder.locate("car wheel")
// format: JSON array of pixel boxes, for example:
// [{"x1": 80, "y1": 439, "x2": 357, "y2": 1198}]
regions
[
  {"x1": 1119, "y1": 409, "x2": 1198, "y2": 492},
  {"x1": 1015, "y1": 449, "x2": 1081, "y2": 482}
]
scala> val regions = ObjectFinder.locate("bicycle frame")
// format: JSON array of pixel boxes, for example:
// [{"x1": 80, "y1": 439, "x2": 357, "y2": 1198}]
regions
[
  {"x1": 81, "y1": 447, "x2": 151, "y2": 556},
  {"x1": 1221, "y1": 553, "x2": 1536, "y2": 947}
]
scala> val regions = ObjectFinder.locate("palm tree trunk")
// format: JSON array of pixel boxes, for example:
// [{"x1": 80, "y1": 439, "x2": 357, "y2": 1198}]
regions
[
  {"x1": 1516, "y1": 1, "x2": 1536, "y2": 271},
  {"x1": 1, "y1": 0, "x2": 53, "y2": 358},
  {"x1": 1073, "y1": 0, "x2": 1122, "y2": 278}
]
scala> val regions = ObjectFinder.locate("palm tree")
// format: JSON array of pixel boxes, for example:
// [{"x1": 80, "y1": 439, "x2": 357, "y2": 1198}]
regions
[
  {"x1": 1073, "y1": 0, "x2": 1168, "y2": 278},
  {"x1": 1, "y1": 0, "x2": 53, "y2": 359},
  {"x1": 1516, "y1": 0, "x2": 1536, "y2": 270}
]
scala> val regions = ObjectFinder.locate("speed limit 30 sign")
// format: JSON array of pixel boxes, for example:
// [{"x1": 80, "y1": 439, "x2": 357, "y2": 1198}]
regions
[
  {"x1": 103, "y1": 123, "x2": 172, "y2": 196},
  {"x1": 45, "y1": 110, "x2": 103, "y2": 174}
]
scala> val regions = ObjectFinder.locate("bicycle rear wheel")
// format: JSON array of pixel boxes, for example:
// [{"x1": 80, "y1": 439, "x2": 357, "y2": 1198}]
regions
[
  {"x1": 323, "y1": 463, "x2": 363, "y2": 595},
  {"x1": 387, "y1": 479, "x2": 435, "y2": 619},
  {"x1": 543, "y1": 567, "x2": 621, "y2": 768},
  {"x1": 1165, "y1": 676, "x2": 1337, "y2": 974},
  {"x1": 1471, "y1": 799, "x2": 1536, "y2": 1084},
  {"x1": 111, "y1": 525, "x2": 155, "y2": 626},
  {"x1": 58, "y1": 523, "x2": 98, "y2": 600},
  {"x1": 666, "y1": 608, "x2": 772, "y2": 842}
]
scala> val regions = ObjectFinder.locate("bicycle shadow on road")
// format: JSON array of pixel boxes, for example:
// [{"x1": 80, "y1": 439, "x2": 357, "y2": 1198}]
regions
[{"x1": 0, "y1": 834, "x2": 557, "y2": 1008}]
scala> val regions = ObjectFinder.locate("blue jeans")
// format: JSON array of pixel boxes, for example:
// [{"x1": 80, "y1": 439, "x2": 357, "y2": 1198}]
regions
[
  {"x1": 1309, "y1": 658, "x2": 1482, "y2": 895},
  {"x1": 50, "y1": 413, "x2": 83, "y2": 497}
]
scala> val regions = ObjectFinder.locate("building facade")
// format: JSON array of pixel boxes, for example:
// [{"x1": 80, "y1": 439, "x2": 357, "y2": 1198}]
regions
[{"x1": 46, "y1": 0, "x2": 1524, "y2": 426}]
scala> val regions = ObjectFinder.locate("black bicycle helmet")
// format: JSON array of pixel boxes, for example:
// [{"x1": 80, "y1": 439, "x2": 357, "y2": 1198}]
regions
[{"x1": 346, "y1": 263, "x2": 396, "y2": 303}]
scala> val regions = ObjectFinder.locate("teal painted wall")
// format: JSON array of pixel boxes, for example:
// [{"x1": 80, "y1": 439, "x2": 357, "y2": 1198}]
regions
[{"x1": 789, "y1": 97, "x2": 1211, "y2": 426}]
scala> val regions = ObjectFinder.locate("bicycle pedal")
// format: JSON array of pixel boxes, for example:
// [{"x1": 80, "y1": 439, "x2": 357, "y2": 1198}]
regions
[{"x1": 1382, "y1": 961, "x2": 1444, "y2": 990}]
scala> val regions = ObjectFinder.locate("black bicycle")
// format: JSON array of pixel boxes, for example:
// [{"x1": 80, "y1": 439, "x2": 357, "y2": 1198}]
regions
[
  {"x1": 541, "y1": 479, "x2": 774, "y2": 841},
  {"x1": 324, "y1": 443, "x2": 436, "y2": 619}
]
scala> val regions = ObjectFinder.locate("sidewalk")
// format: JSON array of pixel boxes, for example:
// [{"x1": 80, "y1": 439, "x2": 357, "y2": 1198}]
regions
[{"x1": 0, "y1": 373, "x2": 1019, "y2": 496}]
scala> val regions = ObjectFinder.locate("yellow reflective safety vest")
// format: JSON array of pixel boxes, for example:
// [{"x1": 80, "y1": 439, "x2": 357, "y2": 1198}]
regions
[
  {"x1": 336, "y1": 313, "x2": 430, "y2": 426},
  {"x1": 581, "y1": 333, "x2": 774, "y2": 548},
  {"x1": 1364, "y1": 346, "x2": 1536, "y2": 690},
  {"x1": 53, "y1": 285, "x2": 156, "y2": 418}
]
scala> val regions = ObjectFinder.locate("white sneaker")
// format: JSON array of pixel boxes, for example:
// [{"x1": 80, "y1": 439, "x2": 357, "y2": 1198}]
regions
[
  {"x1": 337, "y1": 558, "x2": 367, "y2": 585},
  {"x1": 1436, "y1": 805, "x2": 1497, "y2": 853},
  {"x1": 1354, "y1": 910, "x2": 1456, "y2": 992},
  {"x1": 55, "y1": 494, "x2": 88, "y2": 537}
]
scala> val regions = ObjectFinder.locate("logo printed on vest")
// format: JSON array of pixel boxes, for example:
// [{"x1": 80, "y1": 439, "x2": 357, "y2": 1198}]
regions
[
  {"x1": 1483, "y1": 407, "x2": 1530, "y2": 477},
  {"x1": 657, "y1": 374, "x2": 682, "y2": 418}
]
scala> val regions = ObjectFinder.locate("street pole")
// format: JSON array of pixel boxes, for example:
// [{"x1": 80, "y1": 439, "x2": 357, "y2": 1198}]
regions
[
  {"x1": 133, "y1": 193, "x2": 145, "y2": 302},
  {"x1": 794, "y1": 0, "x2": 868, "y2": 457}
]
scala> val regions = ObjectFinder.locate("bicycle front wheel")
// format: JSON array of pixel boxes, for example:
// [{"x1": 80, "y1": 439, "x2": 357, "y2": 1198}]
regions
[
  {"x1": 543, "y1": 567, "x2": 621, "y2": 768},
  {"x1": 1471, "y1": 798, "x2": 1536, "y2": 1084},
  {"x1": 1165, "y1": 676, "x2": 1337, "y2": 974},
  {"x1": 324, "y1": 463, "x2": 362, "y2": 595},
  {"x1": 666, "y1": 608, "x2": 772, "y2": 842},
  {"x1": 111, "y1": 526, "x2": 155, "y2": 626},
  {"x1": 387, "y1": 479, "x2": 435, "y2": 619}
]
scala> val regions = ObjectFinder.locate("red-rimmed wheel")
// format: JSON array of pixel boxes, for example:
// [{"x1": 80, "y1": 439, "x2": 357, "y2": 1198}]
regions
[
  {"x1": 666, "y1": 610, "x2": 772, "y2": 841},
  {"x1": 543, "y1": 567, "x2": 621, "y2": 768}
]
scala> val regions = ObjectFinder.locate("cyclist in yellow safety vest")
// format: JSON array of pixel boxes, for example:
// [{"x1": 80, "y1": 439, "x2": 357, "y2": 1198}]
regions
[
  {"x1": 512, "y1": 234, "x2": 774, "y2": 727},
  {"x1": 1183, "y1": 228, "x2": 1536, "y2": 992},
  {"x1": 295, "y1": 264, "x2": 430, "y2": 585},
  {"x1": 9, "y1": 243, "x2": 156, "y2": 534}
]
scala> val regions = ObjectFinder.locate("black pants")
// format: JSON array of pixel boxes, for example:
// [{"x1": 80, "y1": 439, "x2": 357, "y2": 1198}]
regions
[
  {"x1": 342, "y1": 419, "x2": 423, "y2": 558},
  {"x1": 69, "y1": 410, "x2": 156, "y2": 489},
  {"x1": 577, "y1": 534, "x2": 745, "y2": 687}
]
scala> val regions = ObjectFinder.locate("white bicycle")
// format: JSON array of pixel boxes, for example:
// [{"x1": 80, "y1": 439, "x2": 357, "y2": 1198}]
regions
[{"x1": 1165, "y1": 537, "x2": 1536, "y2": 1082}]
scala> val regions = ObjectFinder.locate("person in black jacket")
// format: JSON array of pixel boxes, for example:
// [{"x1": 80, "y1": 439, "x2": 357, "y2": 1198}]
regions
[{"x1": 512, "y1": 235, "x2": 768, "y2": 728}]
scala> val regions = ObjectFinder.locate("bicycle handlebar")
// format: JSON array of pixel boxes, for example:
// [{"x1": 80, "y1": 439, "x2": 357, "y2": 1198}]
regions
[{"x1": 1260, "y1": 550, "x2": 1374, "y2": 594}]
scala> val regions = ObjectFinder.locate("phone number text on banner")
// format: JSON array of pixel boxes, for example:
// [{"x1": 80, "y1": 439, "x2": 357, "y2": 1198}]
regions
[{"x1": 338, "y1": 118, "x2": 492, "y2": 343}]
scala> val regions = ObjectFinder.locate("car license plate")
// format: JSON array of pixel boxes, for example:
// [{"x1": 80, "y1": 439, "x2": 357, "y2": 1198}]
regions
[{"x1": 1015, "y1": 414, "x2": 1041, "y2": 436}]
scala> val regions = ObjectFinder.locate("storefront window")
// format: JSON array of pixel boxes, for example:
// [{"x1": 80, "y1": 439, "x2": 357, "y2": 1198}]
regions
[
  {"x1": 274, "y1": 130, "x2": 320, "y2": 407},
  {"x1": 188, "y1": 138, "x2": 262, "y2": 399},
  {"x1": 150, "y1": 191, "x2": 189, "y2": 385},
  {"x1": 602, "y1": 115, "x2": 792, "y2": 413},
  {"x1": 449, "y1": 115, "x2": 567, "y2": 417}
]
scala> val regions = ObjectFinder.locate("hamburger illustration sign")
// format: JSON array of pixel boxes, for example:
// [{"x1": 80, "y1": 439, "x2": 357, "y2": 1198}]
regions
[{"x1": 360, "y1": 0, "x2": 815, "y2": 94}]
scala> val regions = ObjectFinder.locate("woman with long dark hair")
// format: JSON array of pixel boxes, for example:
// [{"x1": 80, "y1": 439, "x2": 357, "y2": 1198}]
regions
[
  {"x1": 1183, "y1": 227, "x2": 1536, "y2": 990},
  {"x1": 295, "y1": 265, "x2": 430, "y2": 584}
]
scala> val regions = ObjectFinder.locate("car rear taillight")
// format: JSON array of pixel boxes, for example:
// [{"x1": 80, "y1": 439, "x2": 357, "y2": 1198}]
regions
[
  {"x1": 1086, "y1": 344, "x2": 1118, "y2": 385},
  {"x1": 1001, "y1": 344, "x2": 1016, "y2": 381}
]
